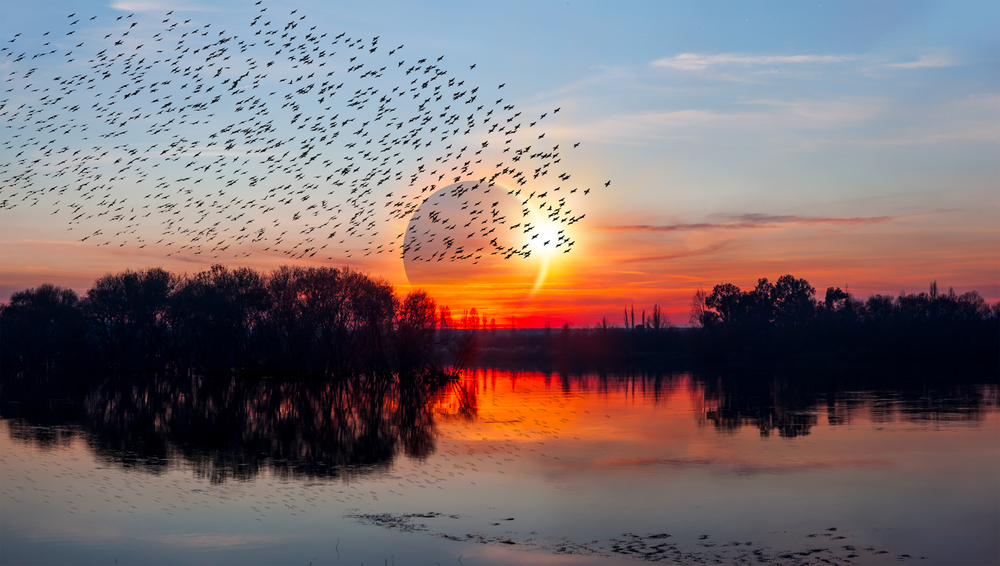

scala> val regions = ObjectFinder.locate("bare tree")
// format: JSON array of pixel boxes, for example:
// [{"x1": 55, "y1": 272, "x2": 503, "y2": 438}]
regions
[
  {"x1": 689, "y1": 287, "x2": 718, "y2": 327},
  {"x1": 650, "y1": 304, "x2": 664, "y2": 331}
]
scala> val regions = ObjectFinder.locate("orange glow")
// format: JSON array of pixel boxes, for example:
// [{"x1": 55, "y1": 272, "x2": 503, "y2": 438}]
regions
[
  {"x1": 432, "y1": 369, "x2": 709, "y2": 446},
  {"x1": 428, "y1": 370, "x2": 1000, "y2": 480},
  {"x1": 3, "y1": 192, "x2": 997, "y2": 326}
]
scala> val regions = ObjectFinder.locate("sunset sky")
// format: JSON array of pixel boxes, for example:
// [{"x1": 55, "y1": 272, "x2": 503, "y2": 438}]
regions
[{"x1": 2, "y1": 0, "x2": 997, "y2": 326}]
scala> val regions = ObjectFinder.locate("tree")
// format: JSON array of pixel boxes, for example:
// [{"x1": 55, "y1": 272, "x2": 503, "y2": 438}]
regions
[
  {"x1": 863, "y1": 294, "x2": 895, "y2": 324},
  {"x1": 773, "y1": 274, "x2": 815, "y2": 327},
  {"x1": 168, "y1": 265, "x2": 269, "y2": 375},
  {"x1": 0, "y1": 284, "x2": 86, "y2": 378},
  {"x1": 396, "y1": 290, "x2": 438, "y2": 359},
  {"x1": 705, "y1": 283, "x2": 745, "y2": 325},
  {"x1": 84, "y1": 267, "x2": 175, "y2": 372},
  {"x1": 439, "y1": 305, "x2": 453, "y2": 330},
  {"x1": 689, "y1": 288, "x2": 718, "y2": 328},
  {"x1": 746, "y1": 278, "x2": 777, "y2": 326},
  {"x1": 824, "y1": 287, "x2": 851, "y2": 311},
  {"x1": 340, "y1": 268, "x2": 397, "y2": 373},
  {"x1": 298, "y1": 267, "x2": 351, "y2": 376},
  {"x1": 649, "y1": 304, "x2": 665, "y2": 331},
  {"x1": 394, "y1": 289, "x2": 438, "y2": 373},
  {"x1": 461, "y1": 307, "x2": 481, "y2": 331}
]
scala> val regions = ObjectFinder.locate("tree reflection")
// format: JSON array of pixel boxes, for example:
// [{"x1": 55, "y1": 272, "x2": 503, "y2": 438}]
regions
[
  {"x1": 3, "y1": 373, "x2": 452, "y2": 483},
  {"x1": 696, "y1": 369, "x2": 998, "y2": 437},
  {"x1": 698, "y1": 373, "x2": 819, "y2": 438},
  {"x1": 2, "y1": 369, "x2": 995, "y2": 475}
]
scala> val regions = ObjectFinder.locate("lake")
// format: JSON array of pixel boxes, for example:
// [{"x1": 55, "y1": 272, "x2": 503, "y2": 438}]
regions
[{"x1": 1, "y1": 368, "x2": 997, "y2": 565}]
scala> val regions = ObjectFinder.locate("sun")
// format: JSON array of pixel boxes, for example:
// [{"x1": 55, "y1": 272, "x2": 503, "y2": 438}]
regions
[
  {"x1": 401, "y1": 182, "x2": 573, "y2": 305},
  {"x1": 522, "y1": 215, "x2": 563, "y2": 259},
  {"x1": 520, "y1": 209, "x2": 569, "y2": 295}
]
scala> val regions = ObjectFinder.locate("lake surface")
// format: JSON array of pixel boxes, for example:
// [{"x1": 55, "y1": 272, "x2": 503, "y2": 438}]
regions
[{"x1": 2, "y1": 369, "x2": 997, "y2": 565}]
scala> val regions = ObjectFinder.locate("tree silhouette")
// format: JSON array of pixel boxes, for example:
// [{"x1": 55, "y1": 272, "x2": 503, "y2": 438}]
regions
[
  {"x1": 649, "y1": 304, "x2": 665, "y2": 331},
  {"x1": 705, "y1": 282, "x2": 744, "y2": 325},
  {"x1": 168, "y1": 265, "x2": 269, "y2": 375},
  {"x1": 3, "y1": 269, "x2": 997, "y2": 378},
  {"x1": 773, "y1": 274, "x2": 815, "y2": 327},
  {"x1": 689, "y1": 288, "x2": 718, "y2": 328},
  {"x1": 84, "y1": 267, "x2": 175, "y2": 373},
  {"x1": 0, "y1": 284, "x2": 86, "y2": 378},
  {"x1": 394, "y1": 289, "x2": 439, "y2": 373}
]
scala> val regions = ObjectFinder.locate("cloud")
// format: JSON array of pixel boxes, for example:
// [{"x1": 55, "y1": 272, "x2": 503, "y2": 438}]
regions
[
  {"x1": 740, "y1": 98, "x2": 883, "y2": 122},
  {"x1": 545, "y1": 97, "x2": 885, "y2": 144},
  {"x1": 652, "y1": 53, "x2": 851, "y2": 71},
  {"x1": 886, "y1": 56, "x2": 955, "y2": 69},
  {"x1": 109, "y1": 2, "x2": 210, "y2": 12},
  {"x1": 617, "y1": 241, "x2": 731, "y2": 264},
  {"x1": 605, "y1": 213, "x2": 898, "y2": 233},
  {"x1": 545, "y1": 109, "x2": 767, "y2": 144},
  {"x1": 798, "y1": 94, "x2": 1000, "y2": 148}
]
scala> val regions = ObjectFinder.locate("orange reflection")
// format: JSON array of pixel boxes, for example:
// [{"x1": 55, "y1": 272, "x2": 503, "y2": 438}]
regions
[{"x1": 428, "y1": 369, "x2": 1000, "y2": 481}]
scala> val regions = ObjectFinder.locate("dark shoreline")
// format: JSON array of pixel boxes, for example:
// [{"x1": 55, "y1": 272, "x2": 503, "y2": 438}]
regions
[{"x1": 2, "y1": 267, "x2": 997, "y2": 383}]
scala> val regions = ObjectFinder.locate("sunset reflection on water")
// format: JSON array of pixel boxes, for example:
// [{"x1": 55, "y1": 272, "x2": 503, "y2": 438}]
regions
[{"x1": 2, "y1": 369, "x2": 997, "y2": 565}]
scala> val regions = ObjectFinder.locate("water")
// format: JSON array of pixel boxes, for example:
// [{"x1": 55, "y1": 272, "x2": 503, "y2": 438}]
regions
[{"x1": 1, "y1": 369, "x2": 997, "y2": 565}]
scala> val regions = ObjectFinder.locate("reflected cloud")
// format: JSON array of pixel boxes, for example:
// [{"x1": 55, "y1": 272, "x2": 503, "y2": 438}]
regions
[
  {"x1": 156, "y1": 533, "x2": 296, "y2": 548},
  {"x1": 730, "y1": 458, "x2": 894, "y2": 475},
  {"x1": 598, "y1": 456, "x2": 712, "y2": 467},
  {"x1": 597, "y1": 455, "x2": 893, "y2": 474}
]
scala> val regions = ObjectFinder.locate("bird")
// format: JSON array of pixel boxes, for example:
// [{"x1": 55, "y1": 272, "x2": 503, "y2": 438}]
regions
[{"x1": 0, "y1": 1, "x2": 603, "y2": 266}]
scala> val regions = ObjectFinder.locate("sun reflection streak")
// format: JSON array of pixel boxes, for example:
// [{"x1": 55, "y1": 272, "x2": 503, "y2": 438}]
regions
[{"x1": 525, "y1": 208, "x2": 568, "y2": 296}]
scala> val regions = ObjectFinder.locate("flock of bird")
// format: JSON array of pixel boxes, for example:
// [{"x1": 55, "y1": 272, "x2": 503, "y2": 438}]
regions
[{"x1": 1, "y1": 2, "x2": 608, "y2": 265}]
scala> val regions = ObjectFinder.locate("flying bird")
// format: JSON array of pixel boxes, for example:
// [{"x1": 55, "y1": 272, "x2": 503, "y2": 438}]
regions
[{"x1": 0, "y1": 1, "x2": 602, "y2": 266}]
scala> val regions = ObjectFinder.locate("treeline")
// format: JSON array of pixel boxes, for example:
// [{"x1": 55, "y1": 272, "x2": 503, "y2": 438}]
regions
[
  {"x1": 3, "y1": 269, "x2": 997, "y2": 378},
  {"x1": 689, "y1": 275, "x2": 998, "y2": 364},
  {"x1": 471, "y1": 275, "x2": 999, "y2": 368},
  {"x1": 0, "y1": 265, "x2": 442, "y2": 380}
]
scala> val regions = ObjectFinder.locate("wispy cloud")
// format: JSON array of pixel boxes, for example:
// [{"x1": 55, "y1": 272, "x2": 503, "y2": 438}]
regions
[
  {"x1": 545, "y1": 97, "x2": 886, "y2": 144},
  {"x1": 617, "y1": 242, "x2": 731, "y2": 264},
  {"x1": 652, "y1": 53, "x2": 851, "y2": 71},
  {"x1": 740, "y1": 98, "x2": 883, "y2": 122},
  {"x1": 886, "y1": 56, "x2": 955, "y2": 69},
  {"x1": 605, "y1": 213, "x2": 898, "y2": 233},
  {"x1": 109, "y1": 2, "x2": 210, "y2": 13},
  {"x1": 545, "y1": 109, "x2": 767, "y2": 144},
  {"x1": 798, "y1": 94, "x2": 1000, "y2": 148}
]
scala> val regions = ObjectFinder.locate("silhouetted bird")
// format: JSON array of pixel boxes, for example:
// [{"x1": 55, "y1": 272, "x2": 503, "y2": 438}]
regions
[{"x1": 0, "y1": 1, "x2": 602, "y2": 264}]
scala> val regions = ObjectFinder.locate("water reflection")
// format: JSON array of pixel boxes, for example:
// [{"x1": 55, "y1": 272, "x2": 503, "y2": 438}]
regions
[
  {"x1": 696, "y1": 369, "x2": 998, "y2": 437},
  {"x1": 2, "y1": 368, "x2": 996, "y2": 481},
  {"x1": 2, "y1": 368, "x2": 998, "y2": 566},
  {"x1": 3, "y1": 374, "x2": 454, "y2": 483}
]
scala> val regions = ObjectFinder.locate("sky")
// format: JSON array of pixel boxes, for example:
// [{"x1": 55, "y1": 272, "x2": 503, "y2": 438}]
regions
[{"x1": 1, "y1": 0, "x2": 997, "y2": 326}]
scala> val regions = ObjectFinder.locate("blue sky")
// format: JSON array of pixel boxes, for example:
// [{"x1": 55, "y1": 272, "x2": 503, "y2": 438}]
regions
[{"x1": 1, "y1": 1, "x2": 997, "y2": 322}]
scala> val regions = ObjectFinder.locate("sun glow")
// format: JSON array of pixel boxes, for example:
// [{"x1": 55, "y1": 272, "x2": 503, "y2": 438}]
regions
[{"x1": 524, "y1": 209, "x2": 568, "y2": 295}]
